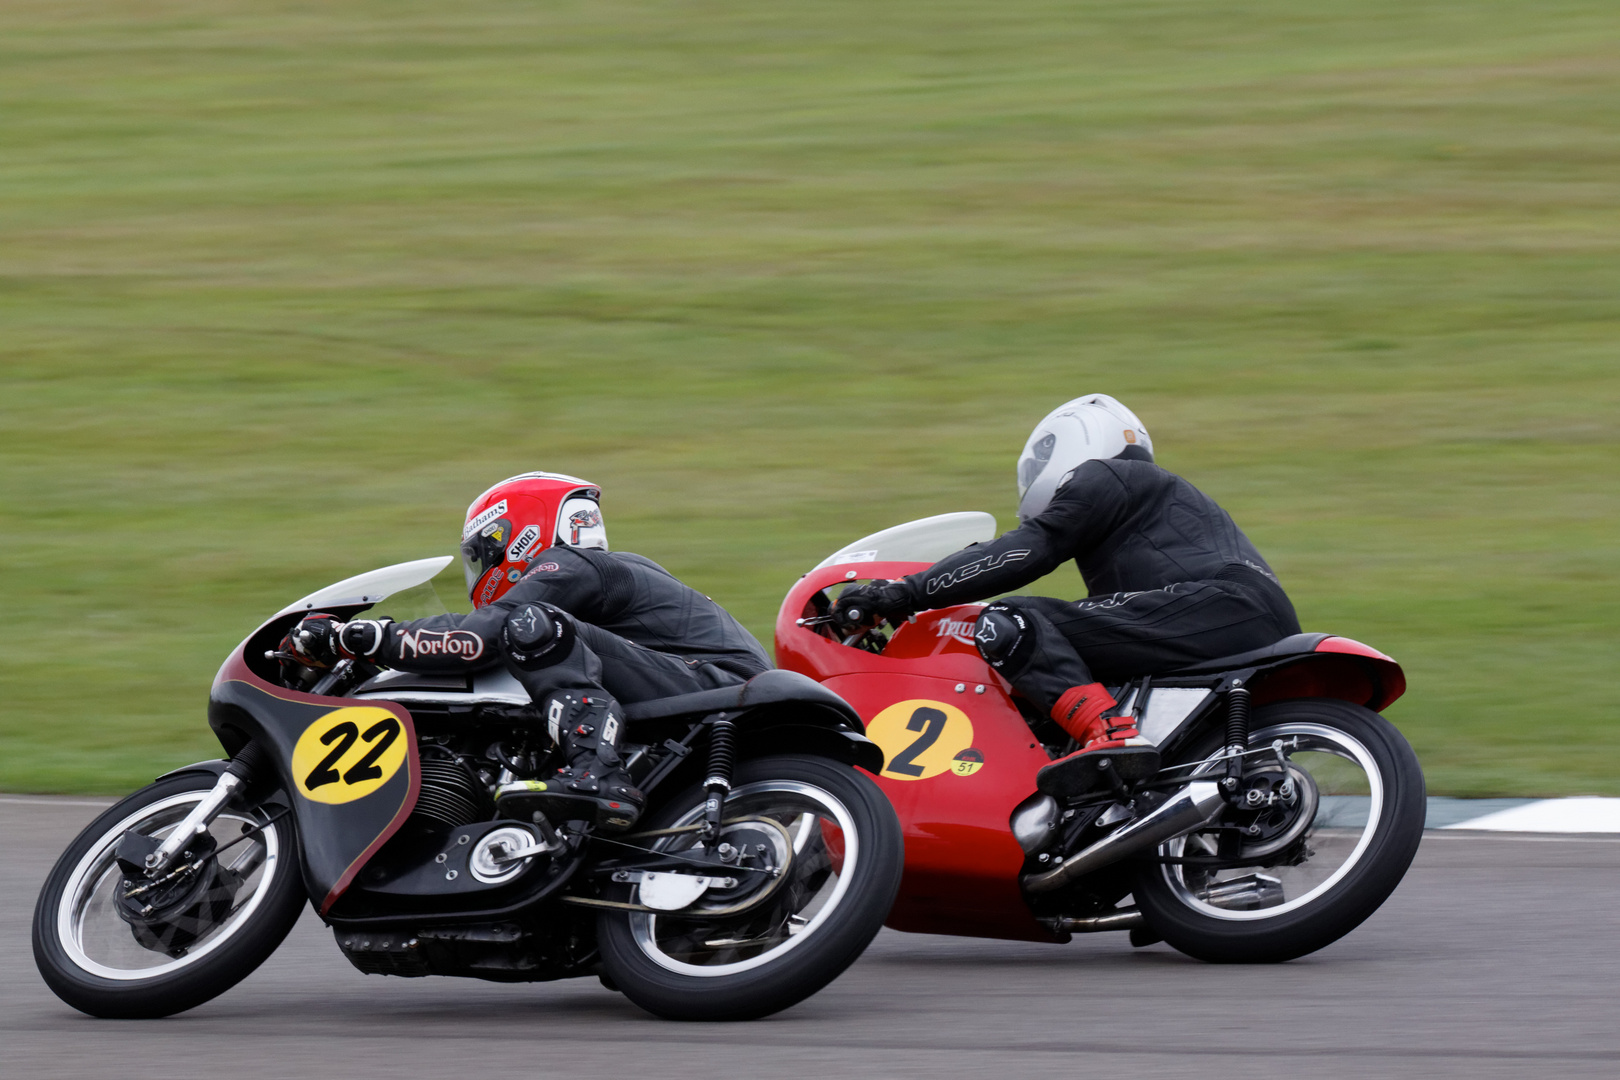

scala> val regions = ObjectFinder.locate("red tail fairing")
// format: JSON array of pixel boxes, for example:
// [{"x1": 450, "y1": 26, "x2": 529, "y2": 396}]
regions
[{"x1": 1250, "y1": 637, "x2": 1407, "y2": 713}]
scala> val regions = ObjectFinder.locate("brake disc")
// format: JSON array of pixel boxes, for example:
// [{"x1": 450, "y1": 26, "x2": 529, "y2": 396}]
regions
[{"x1": 1233, "y1": 763, "x2": 1320, "y2": 862}]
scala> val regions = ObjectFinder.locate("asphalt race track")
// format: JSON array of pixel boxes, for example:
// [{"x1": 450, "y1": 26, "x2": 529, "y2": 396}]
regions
[{"x1": 5, "y1": 796, "x2": 1618, "y2": 1080}]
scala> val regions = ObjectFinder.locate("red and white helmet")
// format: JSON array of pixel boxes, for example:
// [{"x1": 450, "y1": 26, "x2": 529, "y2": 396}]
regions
[{"x1": 459, "y1": 472, "x2": 608, "y2": 608}]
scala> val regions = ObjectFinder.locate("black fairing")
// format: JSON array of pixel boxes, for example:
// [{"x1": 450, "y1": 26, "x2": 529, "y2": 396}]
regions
[{"x1": 209, "y1": 678, "x2": 419, "y2": 915}]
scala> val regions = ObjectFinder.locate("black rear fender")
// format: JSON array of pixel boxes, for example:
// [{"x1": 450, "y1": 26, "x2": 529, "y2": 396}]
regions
[{"x1": 735, "y1": 704, "x2": 884, "y2": 774}]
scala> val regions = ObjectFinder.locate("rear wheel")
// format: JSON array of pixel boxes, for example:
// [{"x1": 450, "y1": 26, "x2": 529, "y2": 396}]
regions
[
  {"x1": 597, "y1": 755, "x2": 902, "y2": 1020},
  {"x1": 1132, "y1": 699, "x2": 1424, "y2": 963},
  {"x1": 33, "y1": 773, "x2": 307, "y2": 1017}
]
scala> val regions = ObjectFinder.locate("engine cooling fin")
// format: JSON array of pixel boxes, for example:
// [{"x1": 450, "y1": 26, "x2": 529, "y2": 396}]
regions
[{"x1": 411, "y1": 757, "x2": 485, "y2": 829}]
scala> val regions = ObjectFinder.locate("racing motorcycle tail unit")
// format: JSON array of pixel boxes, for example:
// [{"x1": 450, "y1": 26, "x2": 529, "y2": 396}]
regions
[
  {"x1": 777, "y1": 516, "x2": 1425, "y2": 963},
  {"x1": 32, "y1": 557, "x2": 902, "y2": 1021}
]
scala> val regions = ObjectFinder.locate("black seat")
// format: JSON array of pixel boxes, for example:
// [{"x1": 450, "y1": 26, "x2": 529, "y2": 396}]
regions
[
  {"x1": 622, "y1": 668, "x2": 862, "y2": 726},
  {"x1": 1160, "y1": 633, "x2": 1332, "y2": 676}
]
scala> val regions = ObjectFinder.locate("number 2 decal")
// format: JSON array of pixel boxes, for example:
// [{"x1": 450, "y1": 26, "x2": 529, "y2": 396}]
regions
[
  {"x1": 885, "y1": 707, "x2": 947, "y2": 777},
  {"x1": 866, "y1": 699, "x2": 977, "y2": 781},
  {"x1": 291, "y1": 707, "x2": 409, "y2": 804}
]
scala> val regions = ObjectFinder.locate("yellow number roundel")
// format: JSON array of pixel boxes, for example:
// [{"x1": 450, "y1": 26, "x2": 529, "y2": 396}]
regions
[
  {"x1": 867, "y1": 699, "x2": 975, "y2": 781},
  {"x1": 291, "y1": 707, "x2": 408, "y2": 804}
]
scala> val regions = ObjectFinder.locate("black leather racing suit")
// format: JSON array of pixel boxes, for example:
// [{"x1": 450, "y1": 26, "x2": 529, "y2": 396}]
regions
[
  {"x1": 372, "y1": 544, "x2": 771, "y2": 710},
  {"x1": 897, "y1": 458, "x2": 1301, "y2": 714}
]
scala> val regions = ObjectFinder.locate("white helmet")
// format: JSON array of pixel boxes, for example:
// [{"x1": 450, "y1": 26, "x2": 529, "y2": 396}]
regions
[{"x1": 1015, "y1": 394, "x2": 1154, "y2": 520}]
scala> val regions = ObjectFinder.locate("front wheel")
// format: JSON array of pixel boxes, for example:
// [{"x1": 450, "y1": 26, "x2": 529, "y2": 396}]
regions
[
  {"x1": 33, "y1": 773, "x2": 307, "y2": 1017},
  {"x1": 597, "y1": 755, "x2": 903, "y2": 1020},
  {"x1": 1132, "y1": 698, "x2": 1425, "y2": 963}
]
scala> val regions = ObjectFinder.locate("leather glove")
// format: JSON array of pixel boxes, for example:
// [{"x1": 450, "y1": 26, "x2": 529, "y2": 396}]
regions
[
  {"x1": 285, "y1": 613, "x2": 344, "y2": 668},
  {"x1": 831, "y1": 580, "x2": 916, "y2": 627},
  {"x1": 338, "y1": 618, "x2": 392, "y2": 660},
  {"x1": 285, "y1": 615, "x2": 393, "y2": 668}
]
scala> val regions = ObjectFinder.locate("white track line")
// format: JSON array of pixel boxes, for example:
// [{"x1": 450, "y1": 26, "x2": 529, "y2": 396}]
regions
[
  {"x1": 0, "y1": 797, "x2": 115, "y2": 807},
  {"x1": 1442, "y1": 796, "x2": 1620, "y2": 833}
]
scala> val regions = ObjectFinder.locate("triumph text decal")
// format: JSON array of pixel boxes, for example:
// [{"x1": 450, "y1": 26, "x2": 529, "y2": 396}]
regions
[
  {"x1": 292, "y1": 706, "x2": 408, "y2": 804},
  {"x1": 397, "y1": 628, "x2": 485, "y2": 662},
  {"x1": 933, "y1": 614, "x2": 979, "y2": 646},
  {"x1": 866, "y1": 699, "x2": 978, "y2": 781},
  {"x1": 923, "y1": 549, "x2": 1030, "y2": 596}
]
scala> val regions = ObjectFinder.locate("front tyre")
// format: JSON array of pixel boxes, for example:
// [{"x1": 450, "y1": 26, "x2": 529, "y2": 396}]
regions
[
  {"x1": 598, "y1": 755, "x2": 903, "y2": 1021},
  {"x1": 1133, "y1": 699, "x2": 1425, "y2": 963},
  {"x1": 33, "y1": 773, "x2": 306, "y2": 1018}
]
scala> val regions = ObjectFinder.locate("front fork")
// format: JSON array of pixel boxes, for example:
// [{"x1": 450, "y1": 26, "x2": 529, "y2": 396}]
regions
[{"x1": 143, "y1": 742, "x2": 264, "y2": 874}]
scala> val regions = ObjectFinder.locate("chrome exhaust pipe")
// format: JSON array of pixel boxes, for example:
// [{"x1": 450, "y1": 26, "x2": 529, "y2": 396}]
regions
[
  {"x1": 1044, "y1": 909, "x2": 1146, "y2": 934},
  {"x1": 1023, "y1": 780, "x2": 1225, "y2": 894}
]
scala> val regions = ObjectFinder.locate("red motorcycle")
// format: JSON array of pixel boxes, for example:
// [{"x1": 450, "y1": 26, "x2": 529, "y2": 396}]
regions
[{"x1": 776, "y1": 513, "x2": 1425, "y2": 962}]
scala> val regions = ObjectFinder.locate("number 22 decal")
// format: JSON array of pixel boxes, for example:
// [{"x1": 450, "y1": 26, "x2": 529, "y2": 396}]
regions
[{"x1": 291, "y1": 707, "x2": 409, "y2": 804}]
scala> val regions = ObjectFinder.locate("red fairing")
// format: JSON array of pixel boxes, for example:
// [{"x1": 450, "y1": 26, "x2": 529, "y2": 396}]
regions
[
  {"x1": 777, "y1": 564, "x2": 1062, "y2": 942},
  {"x1": 777, "y1": 563, "x2": 999, "y2": 683}
]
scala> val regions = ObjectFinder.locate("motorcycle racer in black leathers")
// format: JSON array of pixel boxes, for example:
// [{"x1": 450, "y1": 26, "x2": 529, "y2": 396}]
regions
[
  {"x1": 285, "y1": 472, "x2": 771, "y2": 831},
  {"x1": 835, "y1": 395, "x2": 1301, "y2": 799}
]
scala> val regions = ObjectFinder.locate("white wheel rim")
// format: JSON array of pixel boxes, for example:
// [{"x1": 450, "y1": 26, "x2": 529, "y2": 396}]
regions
[
  {"x1": 629, "y1": 779, "x2": 859, "y2": 978},
  {"x1": 57, "y1": 791, "x2": 284, "y2": 981},
  {"x1": 1159, "y1": 722, "x2": 1384, "y2": 922}
]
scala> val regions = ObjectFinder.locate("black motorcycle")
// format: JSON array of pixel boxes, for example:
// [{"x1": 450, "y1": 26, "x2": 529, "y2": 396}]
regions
[{"x1": 34, "y1": 557, "x2": 903, "y2": 1021}]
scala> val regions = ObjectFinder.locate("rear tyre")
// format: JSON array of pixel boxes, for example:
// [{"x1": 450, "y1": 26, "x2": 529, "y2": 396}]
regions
[
  {"x1": 33, "y1": 773, "x2": 306, "y2": 1018},
  {"x1": 598, "y1": 755, "x2": 902, "y2": 1021},
  {"x1": 1132, "y1": 698, "x2": 1424, "y2": 963}
]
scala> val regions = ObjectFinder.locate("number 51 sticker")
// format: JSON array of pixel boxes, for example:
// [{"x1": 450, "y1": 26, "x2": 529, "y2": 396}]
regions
[
  {"x1": 867, "y1": 699, "x2": 983, "y2": 781},
  {"x1": 291, "y1": 707, "x2": 407, "y2": 804}
]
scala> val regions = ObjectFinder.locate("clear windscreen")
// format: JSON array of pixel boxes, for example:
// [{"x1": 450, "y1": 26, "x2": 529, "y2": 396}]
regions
[
  {"x1": 274, "y1": 555, "x2": 467, "y2": 621},
  {"x1": 371, "y1": 560, "x2": 471, "y2": 621},
  {"x1": 812, "y1": 512, "x2": 998, "y2": 570}
]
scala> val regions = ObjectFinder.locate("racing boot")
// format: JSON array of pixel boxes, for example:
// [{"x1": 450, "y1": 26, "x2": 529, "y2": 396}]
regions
[
  {"x1": 498, "y1": 692, "x2": 644, "y2": 833},
  {"x1": 1035, "y1": 683, "x2": 1160, "y2": 800}
]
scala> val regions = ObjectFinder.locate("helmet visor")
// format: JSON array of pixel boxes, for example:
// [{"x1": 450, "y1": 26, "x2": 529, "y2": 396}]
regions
[{"x1": 460, "y1": 526, "x2": 509, "y2": 599}]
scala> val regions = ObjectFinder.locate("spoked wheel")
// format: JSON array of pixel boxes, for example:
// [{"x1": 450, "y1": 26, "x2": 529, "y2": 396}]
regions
[
  {"x1": 1133, "y1": 698, "x2": 1425, "y2": 963},
  {"x1": 597, "y1": 755, "x2": 902, "y2": 1020},
  {"x1": 33, "y1": 773, "x2": 307, "y2": 1017}
]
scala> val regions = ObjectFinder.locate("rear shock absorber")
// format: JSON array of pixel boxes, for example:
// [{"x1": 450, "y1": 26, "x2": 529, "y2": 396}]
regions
[
  {"x1": 702, "y1": 715, "x2": 737, "y2": 842},
  {"x1": 1223, "y1": 684, "x2": 1252, "y2": 791}
]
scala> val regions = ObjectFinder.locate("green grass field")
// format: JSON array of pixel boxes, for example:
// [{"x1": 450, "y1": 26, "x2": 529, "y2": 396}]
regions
[{"x1": 2, "y1": 0, "x2": 1616, "y2": 795}]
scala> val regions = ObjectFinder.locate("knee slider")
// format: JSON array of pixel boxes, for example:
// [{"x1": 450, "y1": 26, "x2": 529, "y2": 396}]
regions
[
  {"x1": 973, "y1": 604, "x2": 1030, "y2": 669},
  {"x1": 503, "y1": 602, "x2": 575, "y2": 670}
]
